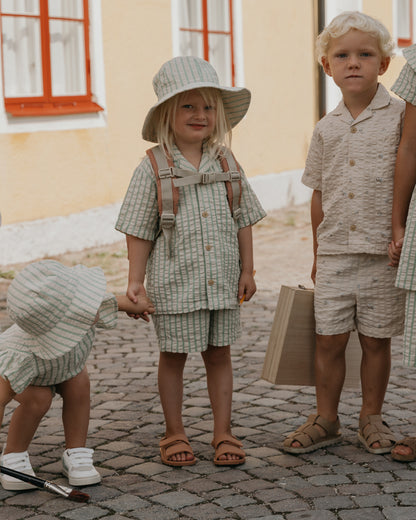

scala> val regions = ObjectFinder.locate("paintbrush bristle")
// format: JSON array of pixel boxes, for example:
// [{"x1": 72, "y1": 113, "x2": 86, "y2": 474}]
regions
[{"x1": 68, "y1": 489, "x2": 90, "y2": 503}]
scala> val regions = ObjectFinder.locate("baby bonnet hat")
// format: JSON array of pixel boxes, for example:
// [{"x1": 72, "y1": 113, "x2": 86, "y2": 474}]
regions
[
  {"x1": 4, "y1": 260, "x2": 106, "y2": 360},
  {"x1": 142, "y1": 55, "x2": 251, "y2": 142}
]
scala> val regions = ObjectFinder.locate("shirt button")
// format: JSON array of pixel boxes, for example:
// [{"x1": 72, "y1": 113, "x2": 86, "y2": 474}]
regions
[
  {"x1": 348, "y1": 192, "x2": 355, "y2": 199},
  {"x1": 349, "y1": 159, "x2": 355, "y2": 166},
  {"x1": 208, "y1": 279, "x2": 215, "y2": 286},
  {"x1": 350, "y1": 224, "x2": 357, "y2": 231},
  {"x1": 202, "y1": 211, "x2": 209, "y2": 218},
  {"x1": 351, "y1": 127, "x2": 357, "y2": 133},
  {"x1": 205, "y1": 245, "x2": 212, "y2": 251}
]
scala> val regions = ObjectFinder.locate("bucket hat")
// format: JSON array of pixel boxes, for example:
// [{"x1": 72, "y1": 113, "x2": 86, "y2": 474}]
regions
[
  {"x1": 3, "y1": 260, "x2": 106, "y2": 360},
  {"x1": 142, "y1": 55, "x2": 251, "y2": 142}
]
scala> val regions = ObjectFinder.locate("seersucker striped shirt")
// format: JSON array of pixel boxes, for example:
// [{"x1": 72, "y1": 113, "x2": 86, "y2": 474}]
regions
[{"x1": 116, "y1": 145, "x2": 266, "y2": 314}]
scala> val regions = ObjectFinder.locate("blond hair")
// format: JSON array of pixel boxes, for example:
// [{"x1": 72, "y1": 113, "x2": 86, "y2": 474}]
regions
[
  {"x1": 316, "y1": 11, "x2": 394, "y2": 63},
  {"x1": 154, "y1": 88, "x2": 232, "y2": 159}
]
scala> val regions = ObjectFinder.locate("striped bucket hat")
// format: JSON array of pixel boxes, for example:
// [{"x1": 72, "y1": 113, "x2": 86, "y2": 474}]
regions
[
  {"x1": 142, "y1": 55, "x2": 251, "y2": 142},
  {"x1": 4, "y1": 260, "x2": 106, "y2": 360}
]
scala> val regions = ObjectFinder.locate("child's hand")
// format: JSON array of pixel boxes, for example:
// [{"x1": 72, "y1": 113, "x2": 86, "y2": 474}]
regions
[
  {"x1": 120, "y1": 283, "x2": 155, "y2": 321},
  {"x1": 238, "y1": 271, "x2": 256, "y2": 304},
  {"x1": 388, "y1": 239, "x2": 403, "y2": 267}
]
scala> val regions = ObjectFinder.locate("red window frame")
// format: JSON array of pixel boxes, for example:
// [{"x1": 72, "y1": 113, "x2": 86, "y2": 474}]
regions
[
  {"x1": 179, "y1": 0, "x2": 235, "y2": 86},
  {"x1": 0, "y1": 0, "x2": 103, "y2": 116},
  {"x1": 398, "y1": 0, "x2": 413, "y2": 47}
]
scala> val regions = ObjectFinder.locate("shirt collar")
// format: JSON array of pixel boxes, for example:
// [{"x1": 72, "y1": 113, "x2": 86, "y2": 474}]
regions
[{"x1": 330, "y1": 83, "x2": 391, "y2": 123}]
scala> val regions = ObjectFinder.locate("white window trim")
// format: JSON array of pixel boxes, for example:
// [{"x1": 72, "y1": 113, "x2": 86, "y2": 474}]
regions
[
  {"x1": 171, "y1": 0, "x2": 246, "y2": 87},
  {"x1": 392, "y1": 0, "x2": 414, "y2": 54},
  {"x1": 0, "y1": 0, "x2": 107, "y2": 134}
]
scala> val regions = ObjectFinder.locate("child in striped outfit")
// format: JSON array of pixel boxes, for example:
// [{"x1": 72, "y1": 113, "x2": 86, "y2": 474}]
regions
[
  {"x1": 116, "y1": 56, "x2": 266, "y2": 466},
  {"x1": 0, "y1": 260, "x2": 154, "y2": 490}
]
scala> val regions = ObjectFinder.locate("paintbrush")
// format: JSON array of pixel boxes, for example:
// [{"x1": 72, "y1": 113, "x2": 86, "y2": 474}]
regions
[{"x1": 0, "y1": 465, "x2": 90, "y2": 502}]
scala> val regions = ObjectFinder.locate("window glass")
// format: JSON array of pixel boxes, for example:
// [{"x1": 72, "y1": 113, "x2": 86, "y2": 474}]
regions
[
  {"x1": 179, "y1": 0, "x2": 201, "y2": 29},
  {"x1": 209, "y1": 33, "x2": 231, "y2": 85},
  {"x1": 397, "y1": 0, "x2": 412, "y2": 41},
  {"x1": 1, "y1": 0, "x2": 39, "y2": 15},
  {"x1": 2, "y1": 15, "x2": 42, "y2": 97},
  {"x1": 207, "y1": 0, "x2": 229, "y2": 31},
  {"x1": 179, "y1": 31, "x2": 203, "y2": 56},
  {"x1": 48, "y1": 0, "x2": 83, "y2": 19},
  {"x1": 49, "y1": 19, "x2": 86, "y2": 96}
]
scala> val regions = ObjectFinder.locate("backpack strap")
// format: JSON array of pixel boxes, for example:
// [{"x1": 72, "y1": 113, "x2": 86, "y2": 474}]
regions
[
  {"x1": 146, "y1": 145, "x2": 179, "y2": 255},
  {"x1": 220, "y1": 149, "x2": 242, "y2": 221},
  {"x1": 146, "y1": 145, "x2": 243, "y2": 254}
]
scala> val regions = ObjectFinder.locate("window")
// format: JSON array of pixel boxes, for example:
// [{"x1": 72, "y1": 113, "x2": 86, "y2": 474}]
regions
[
  {"x1": 175, "y1": 0, "x2": 236, "y2": 87},
  {"x1": 396, "y1": 0, "x2": 413, "y2": 46},
  {"x1": 0, "y1": 0, "x2": 103, "y2": 116}
]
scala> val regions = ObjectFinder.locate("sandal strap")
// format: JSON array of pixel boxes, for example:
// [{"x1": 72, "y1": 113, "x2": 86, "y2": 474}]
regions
[
  {"x1": 159, "y1": 434, "x2": 193, "y2": 458},
  {"x1": 211, "y1": 434, "x2": 245, "y2": 458},
  {"x1": 359, "y1": 415, "x2": 396, "y2": 449},
  {"x1": 284, "y1": 414, "x2": 340, "y2": 449},
  {"x1": 394, "y1": 437, "x2": 416, "y2": 452}
]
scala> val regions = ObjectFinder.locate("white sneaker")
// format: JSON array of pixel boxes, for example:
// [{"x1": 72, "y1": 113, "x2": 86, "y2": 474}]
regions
[
  {"x1": 62, "y1": 448, "x2": 101, "y2": 486},
  {"x1": 0, "y1": 450, "x2": 36, "y2": 491}
]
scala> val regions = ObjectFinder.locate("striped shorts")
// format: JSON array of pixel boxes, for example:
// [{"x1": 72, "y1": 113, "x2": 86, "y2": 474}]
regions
[
  {"x1": 403, "y1": 291, "x2": 416, "y2": 367},
  {"x1": 315, "y1": 254, "x2": 405, "y2": 338},
  {"x1": 152, "y1": 309, "x2": 241, "y2": 353}
]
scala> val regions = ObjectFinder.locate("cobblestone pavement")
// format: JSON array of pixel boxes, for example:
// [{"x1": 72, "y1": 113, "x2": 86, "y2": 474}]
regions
[{"x1": 1, "y1": 204, "x2": 416, "y2": 520}]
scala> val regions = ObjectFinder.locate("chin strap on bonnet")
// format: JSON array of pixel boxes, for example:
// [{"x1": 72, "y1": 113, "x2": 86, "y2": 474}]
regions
[{"x1": 146, "y1": 145, "x2": 242, "y2": 256}]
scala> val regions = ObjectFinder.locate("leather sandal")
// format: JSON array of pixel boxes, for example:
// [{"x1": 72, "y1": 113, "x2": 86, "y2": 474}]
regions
[
  {"x1": 212, "y1": 434, "x2": 245, "y2": 466},
  {"x1": 391, "y1": 437, "x2": 416, "y2": 462},
  {"x1": 358, "y1": 415, "x2": 396, "y2": 454},
  {"x1": 282, "y1": 414, "x2": 342, "y2": 454},
  {"x1": 159, "y1": 434, "x2": 196, "y2": 467}
]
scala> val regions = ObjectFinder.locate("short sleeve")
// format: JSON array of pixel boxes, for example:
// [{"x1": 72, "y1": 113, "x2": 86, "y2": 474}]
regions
[
  {"x1": 392, "y1": 62, "x2": 416, "y2": 106},
  {"x1": 302, "y1": 125, "x2": 323, "y2": 191},
  {"x1": 96, "y1": 293, "x2": 118, "y2": 329},
  {"x1": 237, "y1": 167, "x2": 267, "y2": 229},
  {"x1": 115, "y1": 157, "x2": 160, "y2": 240}
]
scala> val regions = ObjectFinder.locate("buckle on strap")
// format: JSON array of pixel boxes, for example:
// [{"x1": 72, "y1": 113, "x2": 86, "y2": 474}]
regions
[
  {"x1": 230, "y1": 171, "x2": 240, "y2": 182},
  {"x1": 160, "y1": 212, "x2": 175, "y2": 228},
  {"x1": 158, "y1": 167, "x2": 174, "y2": 179},
  {"x1": 201, "y1": 173, "x2": 216, "y2": 184}
]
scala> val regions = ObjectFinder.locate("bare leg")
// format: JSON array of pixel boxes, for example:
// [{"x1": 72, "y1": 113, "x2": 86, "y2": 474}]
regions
[
  {"x1": 56, "y1": 367, "x2": 90, "y2": 449},
  {"x1": 4, "y1": 385, "x2": 53, "y2": 454},
  {"x1": 158, "y1": 351, "x2": 194, "y2": 463},
  {"x1": 289, "y1": 332, "x2": 349, "y2": 448},
  {"x1": 202, "y1": 345, "x2": 242, "y2": 462},
  {"x1": 359, "y1": 334, "x2": 391, "y2": 450}
]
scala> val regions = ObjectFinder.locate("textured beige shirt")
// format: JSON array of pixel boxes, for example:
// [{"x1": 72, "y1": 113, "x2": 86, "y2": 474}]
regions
[{"x1": 302, "y1": 84, "x2": 404, "y2": 255}]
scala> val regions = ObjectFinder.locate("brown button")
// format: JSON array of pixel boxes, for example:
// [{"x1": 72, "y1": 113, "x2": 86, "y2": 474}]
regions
[
  {"x1": 205, "y1": 245, "x2": 212, "y2": 251},
  {"x1": 348, "y1": 192, "x2": 355, "y2": 199},
  {"x1": 202, "y1": 211, "x2": 208, "y2": 218},
  {"x1": 208, "y1": 279, "x2": 215, "y2": 286},
  {"x1": 351, "y1": 127, "x2": 357, "y2": 133},
  {"x1": 349, "y1": 159, "x2": 355, "y2": 166},
  {"x1": 350, "y1": 224, "x2": 357, "y2": 231}
]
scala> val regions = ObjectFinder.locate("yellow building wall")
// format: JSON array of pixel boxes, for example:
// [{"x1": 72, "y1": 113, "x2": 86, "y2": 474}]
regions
[{"x1": 0, "y1": 0, "x2": 405, "y2": 226}]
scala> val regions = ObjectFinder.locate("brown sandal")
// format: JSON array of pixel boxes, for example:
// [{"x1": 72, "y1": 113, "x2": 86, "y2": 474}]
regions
[
  {"x1": 282, "y1": 414, "x2": 342, "y2": 454},
  {"x1": 358, "y1": 415, "x2": 396, "y2": 454},
  {"x1": 212, "y1": 434, "x2": 245, "y2": 466},
  {"x1": 159, "y1": 434, "x2": 196, "y2": 467},
  {"x1": 391, "y1": 437, "x2": 416, "y2": 462}
]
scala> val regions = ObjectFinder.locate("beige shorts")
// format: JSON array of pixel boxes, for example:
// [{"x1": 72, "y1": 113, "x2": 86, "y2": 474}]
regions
[
  {"x1": 315, "y1": 254, "x2": 405, "y2": 338},
  {"x1": 403, "y1": 291, "x2": 416, "y2": 367},
  {"x1": 152, "y1": 308, "x2": 241, "y2": 353}
]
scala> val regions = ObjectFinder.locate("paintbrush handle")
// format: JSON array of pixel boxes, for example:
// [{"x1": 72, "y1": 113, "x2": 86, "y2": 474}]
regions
[{"x1": 0, "y1": 465, "x2": 46, "y2": 488}]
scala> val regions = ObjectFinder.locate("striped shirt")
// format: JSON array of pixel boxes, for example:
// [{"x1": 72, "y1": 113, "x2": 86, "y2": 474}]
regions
[
  {"x1": 0, "y1": 294, "x2": 117, "y2": 394},
  {"x1": 116, "y1": 145, "x2": 266, "y2": 314},
  {"x1": 392, "y1": 44, "x2": 416, "y2": 291}
]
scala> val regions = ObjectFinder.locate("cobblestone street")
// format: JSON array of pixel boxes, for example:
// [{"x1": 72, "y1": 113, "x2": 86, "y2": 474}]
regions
[{"x1": 1, "y1": 204, "x2": 416, "y2": 520}]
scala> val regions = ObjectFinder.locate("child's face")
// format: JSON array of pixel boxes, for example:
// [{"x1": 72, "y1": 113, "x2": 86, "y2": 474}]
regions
[
  {"x1": 173, "y1": 89, "x2": 216, "y2": 150},
  {"x1": 322, "y1": 29, "x2": 390, "y2": 100}
]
